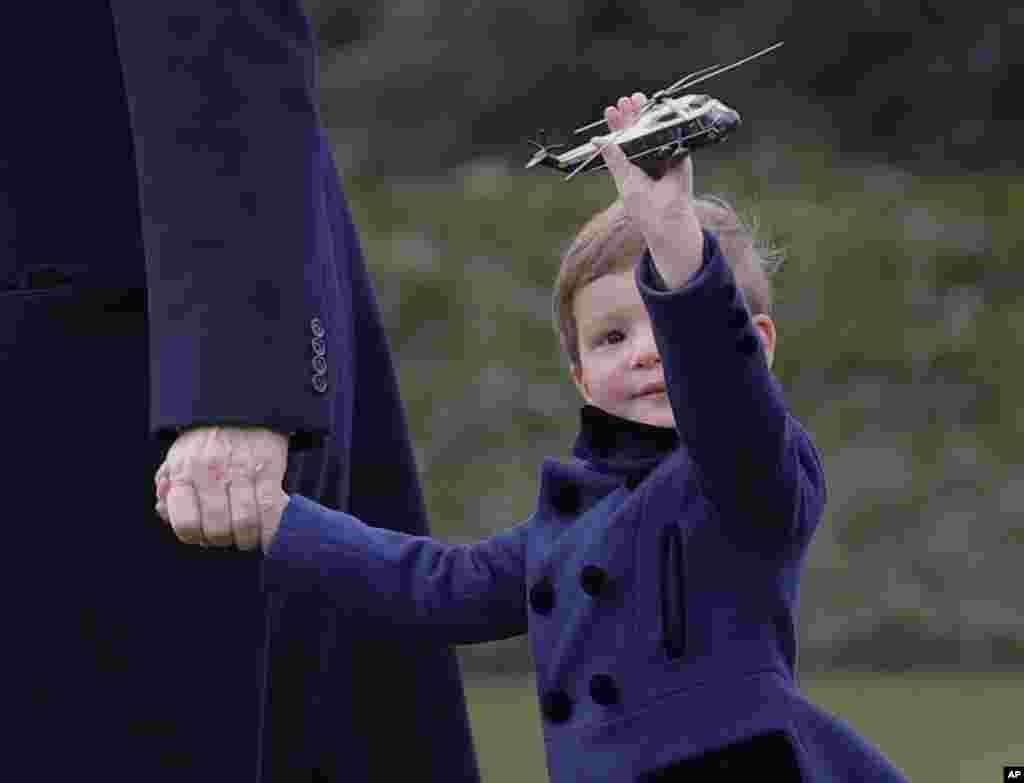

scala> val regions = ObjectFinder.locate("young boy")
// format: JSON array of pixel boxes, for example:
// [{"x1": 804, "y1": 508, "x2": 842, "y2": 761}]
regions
[{"x1": 160, "y1": 95, "x2": 909, "y2": 781}]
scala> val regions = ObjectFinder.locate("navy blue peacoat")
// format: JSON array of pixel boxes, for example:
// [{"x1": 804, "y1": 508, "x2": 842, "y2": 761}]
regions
[
  {"x1": 263, "y1": 232, "x2": 912, "y2": 782},
  {"x1": 5, "y1": 1, "x2": 478, "y2": 780}
]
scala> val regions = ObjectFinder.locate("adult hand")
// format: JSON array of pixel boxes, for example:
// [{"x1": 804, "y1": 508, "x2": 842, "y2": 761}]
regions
[
  {"x1": 593, "y1": 93, "x2": 703, "y2": 288},
  {"x1": 154, "y1": 425, "x2": 290, "y2": 554}
]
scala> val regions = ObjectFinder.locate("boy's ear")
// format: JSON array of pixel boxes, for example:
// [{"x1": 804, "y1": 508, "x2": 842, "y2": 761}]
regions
[{"x1": 752, "y1": 315, "x2": 776, "y2": 369}]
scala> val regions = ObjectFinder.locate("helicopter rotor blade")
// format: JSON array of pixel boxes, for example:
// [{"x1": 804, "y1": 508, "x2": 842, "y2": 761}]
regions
[
  {"x1": 574, "y1": 117, "x2": 609, "y2": 135},
  {"x1": 573, "y1": 78, "x2": 679, "y2": 136},
  {"x1": 653, "y1": 62, "x2": 723, "y2": 101},
  {"x1": 572, "y1": 42, "x2": 783, "y2": 138},
  {"x1": 661, "y1": 41, "x2": 784, "y2": 98},
  {"x1": 575, "y1": 61, "x2": 724, "y2": 135},
  {"x1": 625, "y1": 144, "x2": 677, "y2": 164},
  {"x1": 564, "y1": 144, "x2": 608, "y2": 181},
  {"x1": 624, "y1": 59, "x2": 728, "y2": 129},
  {"x1": 563, "y1": 126, "x2": 629, "y2": 181}
]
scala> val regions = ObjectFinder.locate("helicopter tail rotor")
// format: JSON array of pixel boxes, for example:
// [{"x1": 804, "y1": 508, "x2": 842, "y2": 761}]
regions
[{"x1": 525, "y1": 134, "x2": 565, "y2": 169}]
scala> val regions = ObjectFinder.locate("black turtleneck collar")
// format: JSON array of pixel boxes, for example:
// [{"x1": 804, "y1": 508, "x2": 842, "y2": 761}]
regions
[{"x1": 571, "y1": 404, "x2": 679, "y2": 480}]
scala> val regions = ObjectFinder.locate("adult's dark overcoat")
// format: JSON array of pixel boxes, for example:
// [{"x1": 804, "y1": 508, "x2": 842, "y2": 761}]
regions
[{"x1": 4, "y1": 2, "x2": 479, "y2": 781}]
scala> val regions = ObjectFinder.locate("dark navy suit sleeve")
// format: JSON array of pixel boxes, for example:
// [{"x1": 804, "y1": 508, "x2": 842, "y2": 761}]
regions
[
  {"x1": 262, "y1": 494, "x2": 530, "y2": 645},
  {"x1": 109, "y1": 2, "x2": 331, "y2": 451},
  {"x1": 635, "y1": 231, "x2": 826, "y2": 548}
]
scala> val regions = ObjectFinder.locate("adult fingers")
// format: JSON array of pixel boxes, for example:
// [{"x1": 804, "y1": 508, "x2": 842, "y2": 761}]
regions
[
  {"x1": 192, "y1": 453, "x2": 234, "y2": 547},
  {"x1": 229, "y1": 477, "x2": 261, "y2": 552},
  {"x1": 254, "y1": 475, "x2": 289, "y2": 554},
  {"x1": 224, "y1": 438, "x2": 266, "y2": 551},
  {"x1": 161, "y1": 424, "x2": 289, "y2": 550},
  {"x1": 167, "y1": 472, "x2": 206, "y2": 546},
  {"x1": 154, "y1": 461, "x2": 168, "y2": 491},
  {"x1": 155, "y1": 475, "x2": 170, "y2": 521}
]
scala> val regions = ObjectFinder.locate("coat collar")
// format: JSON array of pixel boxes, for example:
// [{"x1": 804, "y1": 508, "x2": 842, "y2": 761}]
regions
[{"x1": 571, "y1": 404, "x2": 679, "y2": 479}]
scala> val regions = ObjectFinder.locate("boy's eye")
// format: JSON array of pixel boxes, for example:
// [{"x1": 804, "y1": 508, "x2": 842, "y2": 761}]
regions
[{"x1": 601, "y1": 329, "x2": 625, "y2": 345}]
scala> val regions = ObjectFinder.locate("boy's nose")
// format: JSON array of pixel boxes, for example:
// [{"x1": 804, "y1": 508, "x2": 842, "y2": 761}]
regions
[
  {"x1": 634, "y1": 351, "x2": 661, "y2": 369},
  {"x1": 631, "y1": 331, "x2": 661, "y2": 368}
]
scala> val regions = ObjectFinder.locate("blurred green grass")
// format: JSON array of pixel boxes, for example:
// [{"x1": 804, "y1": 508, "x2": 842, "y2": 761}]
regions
[{"x1": 462, "y1": 672, "x2": 1024, "y2": 782}]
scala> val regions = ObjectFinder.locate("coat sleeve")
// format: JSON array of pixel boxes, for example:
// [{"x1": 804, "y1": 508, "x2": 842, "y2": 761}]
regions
[
  {"x1": 109, "y1": 1, "x2": 333, "y2": 453},
  {"x1": 261, "y1": 494, "x2": 530, "y2": 645},
  {"x1": 635, "y1": 230, "x2": 826, "y2": 549}
]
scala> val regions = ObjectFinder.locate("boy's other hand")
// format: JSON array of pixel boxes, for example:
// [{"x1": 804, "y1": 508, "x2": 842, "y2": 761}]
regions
[
  {"x1": 154, "y1": 425, "x2": 290, "y2": 554},
  {"x1": 594, "y1": 93, "x2": 703, "y2": 286}
]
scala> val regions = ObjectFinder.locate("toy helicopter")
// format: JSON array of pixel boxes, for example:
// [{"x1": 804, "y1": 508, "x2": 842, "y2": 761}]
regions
[{"x1": 525, "y1": 41, "x2": 784, "y2": 181}]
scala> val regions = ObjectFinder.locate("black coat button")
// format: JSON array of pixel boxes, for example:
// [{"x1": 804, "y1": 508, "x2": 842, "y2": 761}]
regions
[
  {"x1": 580, "y1": 565, "x2": 609, "y2": 597},
  {"x1": 551, "y1": 484, "x2": 580, "y2": 514},
  {"x1": 728, "y1": 307, "x2": 749, "y2": 329},
  {"x1": 541, "y1": 689, "x2": 572, "y2": 723},
  {"x1": 737, "y1": 334, "x2": 759, "y2": 356},
  {"x1": 589, "y1": 673, "x2": 619, "y2": 706},
  {"x1": 529, "y1": 578, "x2": 555, "y2": 614}
]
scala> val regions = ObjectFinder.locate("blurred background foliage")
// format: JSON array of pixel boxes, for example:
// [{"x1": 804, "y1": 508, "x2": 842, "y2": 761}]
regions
[
  {"x1": 344, "y1": 154, "x2": 1018, "y2": 676},
  {"x1": 299, "y1": 2, "x2": 1018, "y2": 777},
  {"x1": 301, "y1": 0, "x2": 1020, "y2": 177}
]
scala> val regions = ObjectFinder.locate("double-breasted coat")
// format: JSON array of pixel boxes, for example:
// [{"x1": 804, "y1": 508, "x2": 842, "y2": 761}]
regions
[
  {"x1": 263, "y1": 232, "x2": 912, "y2": 782},
  {"x1": 5, "y1": 1, "x2": 478, "y2": 780}
]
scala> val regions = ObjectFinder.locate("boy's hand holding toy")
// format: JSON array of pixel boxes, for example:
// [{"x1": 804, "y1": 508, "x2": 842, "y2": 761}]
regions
[{"x1": 593, "y1": 92, "x2": 704, "y2": 288}]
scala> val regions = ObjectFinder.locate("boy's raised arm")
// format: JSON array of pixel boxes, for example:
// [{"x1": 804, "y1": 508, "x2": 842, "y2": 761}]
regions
[
  {"x1": 634, "y1": 232, "x2": 825, "y2": 546},
  {"x1": 596, "y1": 96, "x2": 825, "y2": 547},
  {"x1": 262, "y1": 494, "x2": 530, "y2": 645}
]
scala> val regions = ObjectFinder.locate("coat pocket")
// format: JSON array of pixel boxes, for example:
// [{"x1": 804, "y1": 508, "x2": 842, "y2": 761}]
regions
[{"x1": 659, "y1": 522, "x2": 686, "y2": 660}]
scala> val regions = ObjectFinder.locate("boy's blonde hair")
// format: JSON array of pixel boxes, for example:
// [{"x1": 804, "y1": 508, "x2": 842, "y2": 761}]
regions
[{"x1": 553, "y1": 196, "x2": 781, "y2": 369}]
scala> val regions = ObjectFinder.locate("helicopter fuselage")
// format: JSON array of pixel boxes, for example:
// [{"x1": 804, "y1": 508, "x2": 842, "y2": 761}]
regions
[{"x1": 528, "y1": 94, "x2": 741, "y2": 179}]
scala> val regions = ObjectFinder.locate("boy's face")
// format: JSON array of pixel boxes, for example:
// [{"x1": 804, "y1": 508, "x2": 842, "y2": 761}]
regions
[
  {"x1": 570, "y1": 269, "x2": 776, "y2": 429},
  {"x1": 571, "y1": 269, "x2": 675, "y2": 428}
]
